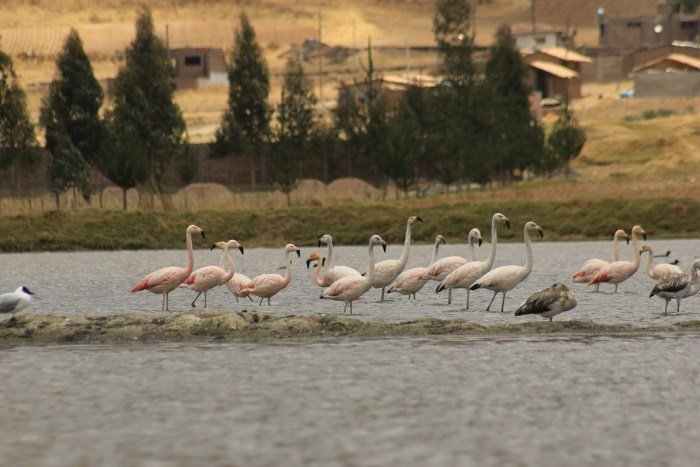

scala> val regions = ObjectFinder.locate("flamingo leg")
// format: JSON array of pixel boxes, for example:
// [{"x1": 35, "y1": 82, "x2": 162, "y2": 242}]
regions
[
  {"x1": 664, "y1": 300, "x2": 669, "y2": 315},
  {"x1": 247, "y1": 295, "x2": 254, "y2": 302},
  {"x1": 259, "y1": 297, "x2": 264, "y2": 306},
  {"x1": 595, "y1": 283, "x2": 599, "y2": 293},
  {"x1": 165, "y1": 292, "x2": 170, "y2": 311},
  {"x1": 486, "y1": 292, "x2": 498, "y2": 311},
  {"x1": 381, "y1": 287, "x2": 385, "y2": 301},
  {"x1": 235, "y1": 296, "x2": 239, "y2": 303},
  {"x1": 500, "y1": 292, "x2": 507, "y2": 313},
  {"x1": 614, "y1": 284, "x2": 619, "y2": 293},
  {"x1": 191, "y1": 292, "x2": 201, "y2": 308},
  {"x1": 677, "y1": 299, "x2": 682, "y2": 313},
  {"x1": 448, "y1": 288, "x2": 452, "y2": 305},
  {"x1": 161, "y1": 294, "x2": 166, "y2": 311},
  {"x1": 466, "y1": 290, "x2": 470, "y2": 311},
  {"x1": 267, "y1": 298, "x2": 271, "y2": 306},
  {"x1": 349, "y1": 301, "x2": 353, "y2": 314},
  {"x1": 204, "y1": 291, "x2": 207, "y2": 308},
  {"x1": 343, "y1": 302, "x2": 348, "y2": 314}
]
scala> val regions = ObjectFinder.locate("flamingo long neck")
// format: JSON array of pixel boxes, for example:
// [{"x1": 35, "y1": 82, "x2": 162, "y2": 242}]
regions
[
  {"x1": 468, "y1": 235, "x2": 477, "y2": 261},
  {"x1": 630, "y1": 233, "x2": 641, "y2": 268},
  {"x1": 397, "y1": 222, "x2": 413, "y2": 269},
  {"x1": 645, "y1": 252, "x2": 655, "y2": 277},
  {"x1": 612, "y1": 235, "x2": 621, "y2": 262},
  {"x1": 222, "y1": 246, "x2": 235, "y2": 282},
  {"x1": 522, "y1": 227, "x2": 534, "y2": 277},
  {"x1": 429, "y1": 239, "x2": 440, "y2": 266},
  {"x1": 324, "y1": 238, "x2": 334, "y2": 278},
  {"x1": 312, "y1": 259, "x2": 325, "y2": 286},
  {"x1": 185, "y1": 231, "x2": 195, "y2": 274},
  {"x1": 366, "y1": 241, "x2": 377, "y2": 285},
  {"x1": 485, "y1": 217, "x2": 499, "y2": 270},
  {"x1": 282, "y1": 251, "x2": 293, "y2": 286}
]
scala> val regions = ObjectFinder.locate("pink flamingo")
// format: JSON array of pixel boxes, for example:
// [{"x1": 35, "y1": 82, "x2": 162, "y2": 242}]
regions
[
  {"x1": 572, "y1": 229, "x2": 629, "y2": 292},
  {"x1": 306, "y1": 252, "x2": 331, "y2": 287},
  {"x1": 211, "y1": 241, "x2": 253, "y2": 303},
  {"x1": 239, "y1": 244, "x2": 300, "y2": 305},
  {"x1": 182, "y1": 240, "x2": 243, "y2": 308},
  {"x1": 320, "y1": 235, "x2": 387, "y2": 314},
  {"x1": 639, "y1": 245, "x2": 682, "y2": 280},
  {"x1": 318, "y1": 234, "x2": 361, "y2": 283},
  {"x1": 588, "y1": 225, "x2": 646, "y2": 293},
  {"x1": 387, "y1": 235, "x2": 445, "y2": 299},
  {"x1": 131, "y1": 224, "x2": 205, "y2": 311}
]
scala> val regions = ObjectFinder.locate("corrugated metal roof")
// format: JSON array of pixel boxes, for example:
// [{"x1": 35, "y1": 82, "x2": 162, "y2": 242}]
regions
[
  {"x1": 529, "y1": 60, "x2": 580, "y2": 79},
  {"x1": 633, "y1": 53, "x2": 700, "y2": 72},
  {"x1": 540, "y1": 47, "x2": 592, "y2": 63}
]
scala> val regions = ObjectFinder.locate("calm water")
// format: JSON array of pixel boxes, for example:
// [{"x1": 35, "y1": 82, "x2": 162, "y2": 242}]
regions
[
  {"x1": 2, "y1": 335, "x2": 700, "y2": 466},
  {"x1": 1, "y1": 239, "x2": 699, "y2": 324}
]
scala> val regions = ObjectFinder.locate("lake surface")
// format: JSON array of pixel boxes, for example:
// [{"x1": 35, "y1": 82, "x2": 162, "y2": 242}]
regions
[
  {"x1": 2, "y1": 334, "x2": 700, "y2": 466},
  {"x1": 1, "y1": 238, "x2": 699, "y2": 324}
]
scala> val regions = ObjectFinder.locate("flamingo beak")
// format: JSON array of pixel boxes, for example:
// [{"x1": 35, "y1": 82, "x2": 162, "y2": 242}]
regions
[
  {"x1": 478, "y1": 238, "x2": 483, "y2": 247},
  {"x1": 626, "y1": 237, "x2": 630, "y2": 245},
  {"x1": 322, "y1": 258, "x2": 326, "y2": 266},
  {"x1": 296, "y1": 249, "x2": 301, "y2": 258},
  {"x1": 210, "y1": 244, "x2": 216, "y2": 250},
  {"x1": 239, "y1": 246, "x2": 244, "y2": 255},
  {"x1": 201, "y1": 231, "x2": 206, "y2": 239},
  {"x1": 306, "y1": 259, "x2": 312, "y2": 269},
  {"x1": 505, "y1": 220, "x2": 511, "y2": 229},
  {"x1": 538, "y1": 228, "x2": 544, "y2": 239},
  {"x1": 643, "y1": 233, "x2": 647, "y2": 241},
  {"x1": 381, "y1": 242, "x2": 387, "y2": 252},
  {"x1": 318, "y1": 240, "x2": 322, "y2": 247},
  {"x1": 416, "y1": 216, "x2": 424, "y2": 222}
]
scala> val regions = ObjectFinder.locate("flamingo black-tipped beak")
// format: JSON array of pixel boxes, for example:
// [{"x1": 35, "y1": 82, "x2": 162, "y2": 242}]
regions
[
  {"x1": 201, "y1": 231, "x2": 206, "y2": 239},
  {"x1": 538, "y1": 228, "x2": 544, "y2": 239},
  {"x1": 322, "y1": 258, "x2": 326, "y2": 266},
  {"x1": 417, "y1": 216, "x2": 424, "y2": 222},
  {"x1": 296, "y1": 249, "x2": 301, "y2": 258},
  {"x1": 478, "y1": 238, "x2": 483, "y2": 247},
  {"x1": 505, "y1": 220, "x2": 511, "y2": 229},
  {"x1": 626, "y1": 238, "x2": 630, "y2": 245},
  {"x1": 239, "y1": 246, "x2": 244, "y2": 255},
  {"x1": 318, "y1": 240, "x2": 322, "y2": 247},
  {"x1": 643, "y1": 233, "x2": 647, "y2": 241},
  {"x1": 306, "y1": 259, "x2": 312, "y2": 269},
  {"x1": 382, "y1": 243, "x2": 387, "y2": 252},
  {"x1": 210, "y1": 244, "x2": 216, "y2": 250}
]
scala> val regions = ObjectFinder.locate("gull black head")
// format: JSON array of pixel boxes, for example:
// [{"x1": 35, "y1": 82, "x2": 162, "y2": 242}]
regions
[{"x1": 22, "y1": 286, "x2": 34, "y2": 296}]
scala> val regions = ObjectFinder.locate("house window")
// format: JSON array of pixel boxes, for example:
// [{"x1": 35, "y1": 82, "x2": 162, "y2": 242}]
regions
[
  {"x1": 184, "y1": 55, "x2": 202, "y2": 66},
  {"x1": 535, "y1": 36, "x2": 546, "y2": 45},
  {"x1": 626, "y1": 21, "x2": 642, "y2": 28},
  {"x1": 681, "y1": 21, "x2": 698, "y2": 30}
]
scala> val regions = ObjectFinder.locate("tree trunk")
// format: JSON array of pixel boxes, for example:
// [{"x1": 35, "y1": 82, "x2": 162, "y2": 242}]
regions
[
  {"x1": 72, "y1": 187, "x2": 77, "y2": 209},
  {"x1": 123, "y1": 188, "x2": 127, "y2": 211},
  {"x1": 286, "y1": 190, "x2": 291, "y2": 207},
  {"x1": 55, "y1": 192, "x2": 60, "y2": 210},
  {"x1": 249, "y1": 157, "x2": 257, "y2": 190}
]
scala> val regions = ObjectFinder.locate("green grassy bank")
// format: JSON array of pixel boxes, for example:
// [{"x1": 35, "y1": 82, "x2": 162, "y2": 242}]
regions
[{"x1": 0, "y1": 198, "x2": 696, "y2": 252}]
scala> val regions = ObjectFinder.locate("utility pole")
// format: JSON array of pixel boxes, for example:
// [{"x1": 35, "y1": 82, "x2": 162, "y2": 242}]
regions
[
  {"x1": 405, "y1": 42, "x2": 410, "y2": 77},
  {"x1": 318, "y1": 8, "x2": 323, "y2": 102},
  {"x1": 352, "y1": 18, "x2": 358, "y2": 73}
]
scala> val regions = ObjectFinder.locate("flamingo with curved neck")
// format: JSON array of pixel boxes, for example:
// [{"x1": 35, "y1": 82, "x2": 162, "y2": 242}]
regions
[
  {"x1": 131, "y1": 224, "x2": 205, "y2": 311},
  {"x1": 182, "y1": 240, "x2": 242, "y2": 308},
  {"x1": 388, "y1": 235, "x2": 446, "y2": 299},
  {"x1": 572, "y1": 229, "x2": 629, "y2": 292},
  {"x1": 436, "y1": 213, "x2": 510, "y2": 310},
  {"x1": 639, "y1": 245, "x2": 682, "y2": 280},
  {"x1": 318, "y1": 234, "x2": 360, "y2": 283},
  {"x1": 239, "y1": 244, "x2": 300, "y2": 305},
  {"x1": 470, "y1": 221, "x2": 544, "y2": 312},
  {"x1": 368, "y1": 216, "x2": 423, "y2": 301},
  {"x1": 423, "y1": 227, "x2": 487, "y2": 304},
  {"x1": 589, "y1": 225, "x2": 646, "y2": 293},
  {"x1": 306, "y1": 252, "x2": 330, "y2": 287},
  {"x1": 321, "y1": 235, "x2": 387, "y2": 313}
]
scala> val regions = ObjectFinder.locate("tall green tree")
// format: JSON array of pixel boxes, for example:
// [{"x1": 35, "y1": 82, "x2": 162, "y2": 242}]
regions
[
  {"x1": 97, "y1": 116, "x2": 150, "y2": 210},
  {"x1": 41, "y1": 29, "x2": 104, "y2": 204},
  {"x1": 484, "y1": 24, "x2": 545, "y2": 183},
  {"x1": 547, "y1": 99, "x2": 586, "y2": 177},
  {"x1": 110, "y1": 9, "x2": 185, "y2": 203},
  {"x1": 433, "y1": 0, "x2": 475, "y2": 86},
  {"x1": 212, "y1": 12, "x2": 271, "y2": 190},
  {"x1": 0, "y1": 45, "x2": 41, "y2": 192},
  {"x1": 380, "y1": 101, "x2": 423, "y2": 198},
  {"x1": 271, "y1": 56, "x2": 317, "y2": 206}
]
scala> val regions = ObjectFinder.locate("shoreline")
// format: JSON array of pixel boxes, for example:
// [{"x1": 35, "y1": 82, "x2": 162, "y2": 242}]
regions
[
  {"x1": 2, "y1": 311, "x2": 700, "y2": 345},
  {"x1": 0, "y1": 197, "x2": 698, "y2": 252}
]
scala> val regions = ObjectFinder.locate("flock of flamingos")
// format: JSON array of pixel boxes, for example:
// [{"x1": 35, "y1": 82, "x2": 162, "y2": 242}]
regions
[{"x1": 124, "y1": 213, "x2": 700, "y2": 321}]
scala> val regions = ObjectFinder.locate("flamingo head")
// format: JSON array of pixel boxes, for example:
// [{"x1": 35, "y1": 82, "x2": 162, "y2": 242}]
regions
[
  {"x1": 493, "y1": 213, "x2": 510, "y2": 229},
  {"x1": 210, "y1": 241, "x2": 225, "y2": 251},
  {"x1": 318, "y1": 234, "x2": 332, "y2": 247},
  {"x1": 632, "y1": 225, "x2": 646, "y2": 241},
  {"x1": 187, "y1": 224, "x2": 205, "y2": 239},
  {"x1": 306, "y1": 251, "x2": 322, "y2": 269},
  {"x1": 435, "y1": 235, "x2": 446, "y2": 248},
  {"x1": 639, "y1": 244, "x2": 653, "y2": 256},
  {"x1": 525, "y1": 221, "x2": 544, "y2": 239},
  {"x1": 285, "y1": 244, "x2": 301, "y2": 258},
  {"x1": 228, "y1": 239, "x2": 244, "y2": 255},
  {"x1": 468, "y1": 228, "x2": 483, "y2": 247},
  {"x1": 370, "y1": 235, "x2": 387, "y2": 252},
  {"x1": 614, "y1": 229, "x2": 630, "y2": 245},
  {"x1": 408, "y1": 216, "x2": 424, "y2": 225}
]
